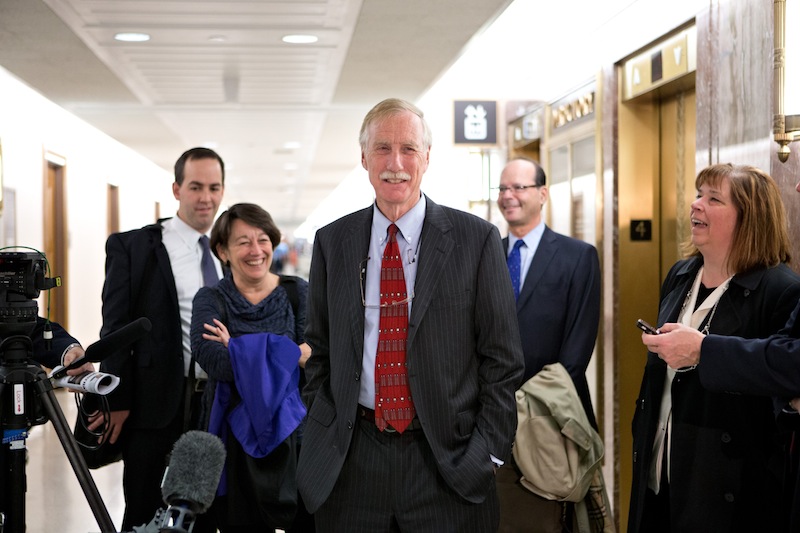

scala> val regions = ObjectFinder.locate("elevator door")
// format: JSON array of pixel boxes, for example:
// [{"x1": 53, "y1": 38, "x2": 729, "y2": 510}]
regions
[
  {"x1": 617, "y1": 87, "x2": 695, "y2": 532},
  {"x1": 659, "y1": 90, "x2": 697, "y2": 277}
]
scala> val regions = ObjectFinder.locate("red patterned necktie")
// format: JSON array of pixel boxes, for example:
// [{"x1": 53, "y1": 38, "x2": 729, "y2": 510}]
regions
[{"x1": 374, "y1": 224, "x2": 415, "y2": 433}]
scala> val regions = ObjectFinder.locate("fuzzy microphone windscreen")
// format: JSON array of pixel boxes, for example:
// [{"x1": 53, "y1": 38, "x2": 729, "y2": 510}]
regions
[{"x1": 160, "y1": 430, "x2": 226, "y2": 513}]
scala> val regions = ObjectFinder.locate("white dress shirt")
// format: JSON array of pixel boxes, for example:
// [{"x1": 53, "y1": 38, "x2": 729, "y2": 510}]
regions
[
  {"x1": 162, "y1": 215, "x2": 222, "y2": 379},
  {"x1": 358, "y1": 195, "x2": 426, "y2": 408}
]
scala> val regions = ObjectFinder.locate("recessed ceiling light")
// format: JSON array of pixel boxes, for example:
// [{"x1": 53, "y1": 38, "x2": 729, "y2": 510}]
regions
[
  {"x1": 281, "y1": 34, "x2": 318, "y2": 44},
  {"x1": 283, "y1": 163, "x2": 299, "y2": 171},
  {"x1": 114, "y1": 32, "x2": 151, "y2": 42},
  {"x1": 208, "y1": 35, "x2": 228, "y2": 43},
  {"x1": 283, "y1": 141, "x2": 302, "y2": 150}
]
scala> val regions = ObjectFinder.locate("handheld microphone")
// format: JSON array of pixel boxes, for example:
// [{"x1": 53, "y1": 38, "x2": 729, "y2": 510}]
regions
[
  {"x1": 52, "y1": 317, "x2": 153, "y2": 380},
  {"x1": 162, "y1": 430, "x2": 226, "y2": 514},
  {"x1": 85, "y1": 316, "x2": 152, "y2": 362},
  {"x1": 132, "y1": 431, "x2": 226, "y2": 533}
]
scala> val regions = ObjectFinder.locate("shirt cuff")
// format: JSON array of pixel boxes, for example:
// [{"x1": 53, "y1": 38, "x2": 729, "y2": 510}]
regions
[{"x1": 60, "y1": 343, "x2": 82, "y2": 366}]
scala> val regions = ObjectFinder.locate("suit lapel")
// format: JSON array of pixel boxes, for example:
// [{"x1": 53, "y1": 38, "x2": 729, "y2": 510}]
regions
[
  {"x1": 149, "y1": 224, "x2": 180, "y2": 309},
  {"x1": 339, "y1": 208, "x2": 371, "y2": 363},
  {"x1": 407, "y1": 198, "x2": 453, "y2": 348},
  {"x1": 517, "y1": 227, "x2": 557, "y2": 309}
]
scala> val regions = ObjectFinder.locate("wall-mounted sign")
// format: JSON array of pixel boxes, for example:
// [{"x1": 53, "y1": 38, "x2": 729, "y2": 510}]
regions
[
  {"x1": 630, "y1": 219, "x2": 652, "y2": 241},
  {"x1": 622, "y1": 25, "x2": 697, "y2": 100},
  {"x1": 454, "y1": 100, "x2": 497, "y2": 145},
  {"x1": 551, "y1": 90, "x2": 595, "y2": 131}
]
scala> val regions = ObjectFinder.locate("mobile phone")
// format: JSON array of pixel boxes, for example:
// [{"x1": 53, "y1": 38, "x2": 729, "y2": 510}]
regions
[{"x1": 636, "y1": 319, "x2": 660, "y2": 335}]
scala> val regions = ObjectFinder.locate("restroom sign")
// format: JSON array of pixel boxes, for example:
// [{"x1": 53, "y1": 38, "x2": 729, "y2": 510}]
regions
[{"x1": 454, "y1": 100, "x2": 497, "y2": 145}]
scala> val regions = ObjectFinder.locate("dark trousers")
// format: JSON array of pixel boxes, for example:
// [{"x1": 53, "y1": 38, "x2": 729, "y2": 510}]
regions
[
  {"x1": 286, "y1": 442, "x2": 316, "y2": 533},
  {"x1": 315, "y1": 417, "x2": 498, "y2": 533},
  {"x1": 641, "y1": 484, "x2": 670, "y2": 533},
  {"x1": 121, "y1": 418, "x2": 181, "y2": 529},
  {"x1": 496, "y1": 456, "x2": 573, "y2": 533}
]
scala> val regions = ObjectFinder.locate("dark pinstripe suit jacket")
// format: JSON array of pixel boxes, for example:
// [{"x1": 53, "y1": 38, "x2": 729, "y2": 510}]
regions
[{"x1": 297, "y1": 196, "x2": 525, "y2": 513}]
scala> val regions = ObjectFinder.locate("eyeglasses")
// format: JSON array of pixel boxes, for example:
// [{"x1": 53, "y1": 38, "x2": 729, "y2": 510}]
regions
[
  {"x1": 359, "y1": 258, "x2": 414, "y2": 309},
  {"x1": 495, "y1": 184, "x2": 543, "y2": 194}
]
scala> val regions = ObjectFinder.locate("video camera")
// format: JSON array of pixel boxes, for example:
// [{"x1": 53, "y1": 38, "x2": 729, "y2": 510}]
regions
[
  {"x1": 0, "y1": 250, "x2": 119, "y2": 394},
  {"x1": 0, "y1": 251, "x2": 58, "y2": 338}
]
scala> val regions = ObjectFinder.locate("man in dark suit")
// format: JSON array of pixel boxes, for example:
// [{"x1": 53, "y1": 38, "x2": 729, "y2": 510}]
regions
[
  {"x1": 297, "y1": 98, "x2": 524, "y2": 532},
  {"x1": 97, "y1": 147, "x2": 224, "y2": 531},
  {"x1": 495, "y1": 157, "x2": 601, "y2": 532}
]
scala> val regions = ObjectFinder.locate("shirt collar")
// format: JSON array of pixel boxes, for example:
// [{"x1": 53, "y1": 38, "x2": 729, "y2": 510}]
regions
[
  {"x1": 509, "y1": 220, "x2": 545, "y2": 249},
  {"x1": 166, "y1": 214, "x2": 208, "y2": 239},
  {"x1": 163, "y1": 214, "x2": 209, "y2": 250},
  {"x1": 371, "y1": 194, "x2": 426, "y2": 246}
]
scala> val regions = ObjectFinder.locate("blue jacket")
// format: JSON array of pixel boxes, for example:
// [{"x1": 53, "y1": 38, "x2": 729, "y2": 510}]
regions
[{"x1": 209, "y1": 332, "x2": 305, "y2": 494}]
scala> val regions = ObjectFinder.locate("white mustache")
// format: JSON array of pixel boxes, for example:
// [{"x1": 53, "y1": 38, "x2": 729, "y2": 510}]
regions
[{"x1": 380, "y1": 171, "x2": 411, "y2": 181}]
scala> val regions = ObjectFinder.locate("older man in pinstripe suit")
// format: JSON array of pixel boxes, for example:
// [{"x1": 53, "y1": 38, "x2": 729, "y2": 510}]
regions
[{"x1": 297, "y1": 98, "x2": 524, "y2": 532}]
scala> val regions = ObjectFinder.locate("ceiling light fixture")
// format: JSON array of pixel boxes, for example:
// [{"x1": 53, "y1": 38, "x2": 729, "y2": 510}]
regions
[
  {"x1": 282, "y1": 34, "x2": 318, "y2": 44},
  {"x1": 283, "y1": 141, "x2": 302, "y2": 150},
  {"x1": 114, "y1": 32, "x2": 151, "y2": 42}
]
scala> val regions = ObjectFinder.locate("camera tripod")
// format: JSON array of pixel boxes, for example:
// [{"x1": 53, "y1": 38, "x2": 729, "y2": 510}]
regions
[{"x1": 0, "y1": 333, "x2": 115, "y2": 533}]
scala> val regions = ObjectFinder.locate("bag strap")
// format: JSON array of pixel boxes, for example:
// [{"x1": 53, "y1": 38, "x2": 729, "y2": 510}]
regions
[
  {"x1": 278, "y1": 275, "x2": 300, "y2": 316},
  {"x1": 211, "y1": 287, "x2": 228, "y2": 325}
]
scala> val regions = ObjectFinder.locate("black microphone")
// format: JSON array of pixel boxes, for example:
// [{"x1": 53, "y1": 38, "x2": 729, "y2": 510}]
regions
[
  {"x1": 51, "y1": 317, "x2": 152, "y2": 379},
  {"x1": 132, "y1": 431, "x2": 226, "y2": 533},
  {"x1": 85, "y1": 317, "x2": 152, "y2": 362}
]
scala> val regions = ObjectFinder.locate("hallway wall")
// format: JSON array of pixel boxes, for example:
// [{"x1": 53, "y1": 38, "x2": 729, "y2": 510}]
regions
[{"x1": 0, "y1": 67, "x2": 173, "y2": 346}]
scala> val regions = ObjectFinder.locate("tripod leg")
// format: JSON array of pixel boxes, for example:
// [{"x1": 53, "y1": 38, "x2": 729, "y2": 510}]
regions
[
  {"x1": 4, "y1": 438, "x2": 26, "y2": 533},
  {"x1": 0, "y1": 376, "x2": 33, "y2": 533},
  {"x1": 35, "y1": 383, "x2": 116, "y2": 533}
]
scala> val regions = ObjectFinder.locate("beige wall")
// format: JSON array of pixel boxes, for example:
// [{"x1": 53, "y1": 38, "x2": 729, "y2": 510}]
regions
[{"x1": 0, "y1": 67, "x2": 172, "y2": 346}]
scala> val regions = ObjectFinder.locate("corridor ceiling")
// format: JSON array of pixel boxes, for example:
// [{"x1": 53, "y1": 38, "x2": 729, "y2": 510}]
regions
[{"x1": 0, "y1": 0, "x2": 513, "y2": 237}]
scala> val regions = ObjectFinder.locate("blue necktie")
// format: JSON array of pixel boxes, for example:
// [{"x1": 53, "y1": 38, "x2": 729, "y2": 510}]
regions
[
  {"x1": 507, "y1": 240, "x2": 524, "y2": 300},
  {"x1": 199, "y1": 235, "x2": 219, "y2": 287}
]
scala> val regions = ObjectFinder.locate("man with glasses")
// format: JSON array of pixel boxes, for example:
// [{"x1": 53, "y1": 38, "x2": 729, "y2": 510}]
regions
[
  {"x1": 496, "y1": 157, "x2": 601, "y2": 532},
  {"x1": 297, "y1": 98, "x2": 524, "y2": 532}
]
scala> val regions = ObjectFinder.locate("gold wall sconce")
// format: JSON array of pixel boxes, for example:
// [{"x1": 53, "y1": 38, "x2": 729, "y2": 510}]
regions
[{"x1": 775, "y1": 0, "x2": 800, "y2": 162}]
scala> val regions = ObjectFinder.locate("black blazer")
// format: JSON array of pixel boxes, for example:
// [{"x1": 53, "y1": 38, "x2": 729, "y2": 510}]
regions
[
  {"x1": 701, "y1": 296, "x2": 800, "y2": 399},
  {"x1": 297, "y1": 197, "x2": 525, "y2": 513},
  {"x1": 505, "y1": 226, "x2": 600, "y2": 428},
  {"x1": 628, "y1": 257, "x2": 800, "y2": 533},
  {"x1": 700, "y1": 277, "x2": 800, "y2": 532},
  {"x1": 99, "y1": 220, "x2": 185, "y2": 429}
]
